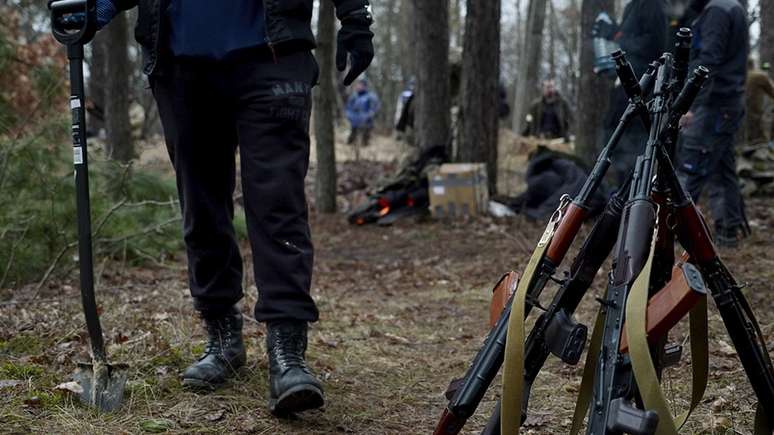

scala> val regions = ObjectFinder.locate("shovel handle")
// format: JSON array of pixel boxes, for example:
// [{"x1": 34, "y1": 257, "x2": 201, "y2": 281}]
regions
[{"x1": 66, "y1": 44, "x2": 107, "y2": 364}]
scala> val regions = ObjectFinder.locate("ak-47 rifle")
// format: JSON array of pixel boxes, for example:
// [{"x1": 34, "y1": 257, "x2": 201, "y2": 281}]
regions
[
  {"x1": 432, "y1": 52, "x2": 658, "y2": 435},
  {"x1": 583, "y1": 63, "x2": 774, "y2": 433},
  {"x1": 478, "y1": 35, "x2": 696, "y2": 433}
]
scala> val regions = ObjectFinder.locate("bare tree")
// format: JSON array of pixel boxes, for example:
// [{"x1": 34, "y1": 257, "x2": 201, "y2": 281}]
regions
[
  {"x1": 511, "y1": 0, "x2": 548, "y2": 133},
  {"x1": 457, "y1": 0, "x2": 501, "y2": 194},
  {"x1": 314, "y1": 0, "x2": 337, "y2": 213},
  {"x1": 371, "y1": 1, "x2": 400, "y2": 133},
  {"x1": 762, "y1": 0, "x2": 774, "y2": 70},
  {"x1": 412, "y1": 0, "x2": 451, "y2": 151},
  {"x1": 87, "y1": 33, "x2": 107, "y2": 136},
  {"x1": 548, "y1": 0, "x2": 557, "y2": 79},
  {"x1": 104, "y1": 13, "x2": 133, "y2": 162},
  {"x1": 575, "y1": 0, "x2": 614, "y2": 164}
]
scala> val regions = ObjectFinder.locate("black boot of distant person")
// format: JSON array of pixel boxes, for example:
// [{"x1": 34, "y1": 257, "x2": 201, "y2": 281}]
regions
[
  {"x1": 266, "y1": 321, "x2": 324, "y2": 415},
  {"x1": 182, "y1": 306, "x2": 246, "y2": 390},
  {"x1": 715, "y1": 223, "x2": 740, "y2": 249}
]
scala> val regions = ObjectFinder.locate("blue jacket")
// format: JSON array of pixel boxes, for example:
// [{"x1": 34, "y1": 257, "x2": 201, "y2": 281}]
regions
[
  {"x1": 690, "y1": 0, "x2": 749, "y2": 106},
  {"x1": 346, "y1": 90, "x2": 380, "y2": 128},
  {"x1": 97, "y1": 0, "x2": 370, "y2": 75}
]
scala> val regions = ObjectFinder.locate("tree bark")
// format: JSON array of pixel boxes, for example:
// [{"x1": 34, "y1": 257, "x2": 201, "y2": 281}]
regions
[
  {"x1": 762, "y1": 0, "x2": 774, "y2": 72},
  {"x1": 88, "y1": 32, "x2": 107, "y2": 136},
  {"x1": 575, "y1": 0, "x2": 614, "y2": 164},
  {"x1": 104, "y1": 13, "x2": 133, "y2": 162},
  {"x1": 457, "y1": 0, "x2": 501, "y2": 194},
  {"x1": 412, "y1": 0, "x2": 451, "y2": 152},
  {"x1": 511, "y1": 0, "x2": 548, "y2": 133},
  {"x1": 314, "y1": 0, "x2": 337, "y2": 214},
  {"x1": 548, "y1": 0, "x2": 557, "y2": 79},
  {"x1": 373, "y1": 1, "x2": 398, "y2": 133}
]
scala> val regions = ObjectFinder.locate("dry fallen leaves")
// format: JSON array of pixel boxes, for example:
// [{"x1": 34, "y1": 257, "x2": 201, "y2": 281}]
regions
[{"x1": 204, "y1": 409, "x2": 226, "y2": 422}]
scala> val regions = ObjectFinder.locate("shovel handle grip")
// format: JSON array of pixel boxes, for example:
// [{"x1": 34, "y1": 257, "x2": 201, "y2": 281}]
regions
[{"x1": 50, "y1": 0, "x2": 97, "y2": 46}]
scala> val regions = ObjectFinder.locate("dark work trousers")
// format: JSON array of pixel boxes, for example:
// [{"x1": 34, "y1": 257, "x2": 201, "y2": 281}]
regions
[
  {"x1": 603, "y1": 85, "x2": 649, "y2": 186},
  {"x1": 347, "y1": 125, "x2": 372, "y2": 147},
  {"x1": 151, "y1": 48, "x2": 320, "y2": 323},
  {"x1": 610, "y1": 120, "x2": 648, "y2": 186},
  {"x1": 677, "y1": 103, "x2": 745, "y2": 232}
]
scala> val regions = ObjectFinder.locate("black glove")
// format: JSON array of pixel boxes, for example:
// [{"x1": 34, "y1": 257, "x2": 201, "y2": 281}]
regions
[
  {"x1": 336, "y1": 9, "x2": 375, "y2": 86},
  {"x1": 592, "y1": 19, "x2": 619, "y2": 40}
]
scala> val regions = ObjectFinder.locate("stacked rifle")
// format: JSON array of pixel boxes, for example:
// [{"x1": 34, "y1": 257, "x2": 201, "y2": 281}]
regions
[{"x1": 434, "y1": 29, "x2": 774, "y2": 435}]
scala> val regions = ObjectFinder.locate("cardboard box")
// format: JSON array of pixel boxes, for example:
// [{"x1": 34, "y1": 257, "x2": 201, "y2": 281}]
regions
[{"x1": 428, "y1": 163, "x2": 489, "y2": 218}]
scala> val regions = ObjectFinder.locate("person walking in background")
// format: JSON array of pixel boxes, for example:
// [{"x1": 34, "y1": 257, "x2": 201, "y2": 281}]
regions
[
  {"x1": 745, "y1": 58, "x2": 774, "y2": 146},
  {"x1": 594, "y1": 0, "x2": 667, "y2": 184},
  {"x1": 678, "y1": 0, "x2": 748, "y2": 248},
  {"x1": 346, "y1": 78, "x2": 380, "y2": 147},
  {"x1": 522, "y1": 79, "x2": 572, "y2": 141},
  {"x1": 86, "y1": 0, "x2": 374, "y2": 416}
]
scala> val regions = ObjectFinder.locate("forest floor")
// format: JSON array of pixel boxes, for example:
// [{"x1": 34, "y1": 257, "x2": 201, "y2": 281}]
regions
[{"x1": 1, "y1": 134, "x2": 772, "y2": 434}]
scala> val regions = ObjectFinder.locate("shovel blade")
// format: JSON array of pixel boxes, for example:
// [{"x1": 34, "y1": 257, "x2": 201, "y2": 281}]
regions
[{"x1": 74, "y1": 361, "x2": 128, "y2": 412}]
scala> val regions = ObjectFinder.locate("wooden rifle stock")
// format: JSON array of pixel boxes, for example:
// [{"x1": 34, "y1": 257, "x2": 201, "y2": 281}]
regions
[
  {"x1": 545, "y1": 203, "x2": 587, "y2": 265},
  {"x1": 490, "y1": 272, "x2": 519, "y2": 328},
  {"x1": 619, "y1": 255, "x2": 705, "y2": 353}
]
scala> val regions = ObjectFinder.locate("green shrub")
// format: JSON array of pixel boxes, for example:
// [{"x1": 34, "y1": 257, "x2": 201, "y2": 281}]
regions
[{"x1": 0, "y1": 118, "x2": 184, "y2": 288}]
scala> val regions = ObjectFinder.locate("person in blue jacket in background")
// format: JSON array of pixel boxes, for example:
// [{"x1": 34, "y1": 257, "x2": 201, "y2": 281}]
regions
[
  {"x1": 80, "y1": 0, "x2": 374, "y2": 416},
  {"x1": 346, "y1": 78, "x2": 380, "y2": 147}
]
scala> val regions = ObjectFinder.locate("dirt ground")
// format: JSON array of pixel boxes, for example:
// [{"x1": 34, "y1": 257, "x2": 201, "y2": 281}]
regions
[{"x1": 1, "y1": 134, "x2": 772, "y2": 434}]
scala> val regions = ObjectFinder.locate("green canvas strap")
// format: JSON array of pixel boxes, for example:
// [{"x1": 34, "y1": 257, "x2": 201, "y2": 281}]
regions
[
  {"x1": 500, "y1": 196, "x2": 570, "y2": 435},
  {"x1": 626, "y1": 223, "x2": 709, "y2": 434},
  {"x1": 570, "y1": 310, "x2": 605, "y2": 435}
]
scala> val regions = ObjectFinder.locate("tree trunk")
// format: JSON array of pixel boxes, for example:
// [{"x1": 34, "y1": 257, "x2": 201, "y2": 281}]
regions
[
  {"x1": 400, "y1": 0, "x2": 417, "y2": 82},
  {"x1": 373, "y1": 1, "x2": 398, "y2": 133},
  {"x1": 88, "y1": 32, "x2": 107, "y2": 136},
  {"x1": 511, "y1": 0, "x2": 548, "y2": 133},
  {"x1": 457, "y1": 0, "x2": 501, "y2": 195},
  {"x1": 314, "y1": 0, "x2": 337, "y2": 214},
  {"x1": 575, "y1": 0, "x2": 614, "y2": 164},
  {"x1": 762, "y1": 0, "x2": 774, "y2": 71},
  {"x1": 451, "y1": 0, "x2": 464, "y2": 49},
  {"x1": 412, "y1": 0, "x2": 451, "y2": 152},
  {"x1": 104, "y1": 13, "x2": 133, "y2": 162},
  {"x1": 548, "y1": 0, "x2": 557, "y2": 79}
]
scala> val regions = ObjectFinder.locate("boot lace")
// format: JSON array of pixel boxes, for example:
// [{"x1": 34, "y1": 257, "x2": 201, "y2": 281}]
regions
[
  {"x1": 203, "y1": 316, "x2": 233, "y2": 359},
  {"x1": 272, "y1": 328, "x2": 307, "y2": 371}
]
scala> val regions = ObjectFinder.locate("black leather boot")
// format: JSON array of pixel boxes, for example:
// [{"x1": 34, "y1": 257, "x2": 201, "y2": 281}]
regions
[
  {"x1": 715, "y1": 224, "x2": 739, "y2": 248},
  {"x1": 182, "y1": 306, "x2": 246, "y2": 391},
  {"x1": 267, "y1": 321, "x2": 324, "y2": 415}
]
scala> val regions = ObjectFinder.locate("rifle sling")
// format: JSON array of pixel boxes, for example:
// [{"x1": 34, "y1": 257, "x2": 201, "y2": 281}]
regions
[
  {"x1": 570, "y1": 310, "x2": 605, "y2": 435},
  {"x1": 500, "y1": 201, "x2": 566, "y2": 435},
  {"x1": 570, "y1": 224, "x2": 710, "y2": 434},
  {"x1": 625, "y1": 220, "x2": 709, "y2": 434}
]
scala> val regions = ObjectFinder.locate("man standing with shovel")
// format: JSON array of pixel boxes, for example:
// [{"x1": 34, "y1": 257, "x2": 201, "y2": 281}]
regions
[{"x1": 55, "y1": 0, "x2": 374, "y2": 415}]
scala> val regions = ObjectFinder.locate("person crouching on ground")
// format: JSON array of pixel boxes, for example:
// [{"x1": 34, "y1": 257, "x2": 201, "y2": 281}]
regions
[
  {"x1": 346, "y1": 78, "x2": 380, "y2": 147},
  {"x1": 88, "y1": 0, "x2": 374, "y2": 415}
]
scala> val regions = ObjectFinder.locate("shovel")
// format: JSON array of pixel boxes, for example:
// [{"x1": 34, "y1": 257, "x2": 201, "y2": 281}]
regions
[{"x1": 50, "y1": 0, "x2": 127, "y2": 412}]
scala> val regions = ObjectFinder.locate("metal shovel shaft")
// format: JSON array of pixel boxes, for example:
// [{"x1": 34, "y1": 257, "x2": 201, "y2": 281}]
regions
[{"x1": 68, "y1": 43, "x2": 107, "y2": 365}]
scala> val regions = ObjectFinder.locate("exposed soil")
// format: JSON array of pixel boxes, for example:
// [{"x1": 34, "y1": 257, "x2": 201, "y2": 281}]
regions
[{"x1": 1, "y1": 146, "x2": 772, "y2": 434}]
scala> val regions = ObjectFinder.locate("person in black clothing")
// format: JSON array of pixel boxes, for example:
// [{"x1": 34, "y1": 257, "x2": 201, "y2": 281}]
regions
[
  {"x1": 677, "y1": 0, "x2": 749, "y2": 247},
  {"x1": 91, "y1": 0, "x2": 374, "y2": 415},
  {"x1": 594, "y1": 0, "x2": 668, "y2": 184},
  {"x1": 523, "y1": 80, "x2": 572, "y2": 141}
]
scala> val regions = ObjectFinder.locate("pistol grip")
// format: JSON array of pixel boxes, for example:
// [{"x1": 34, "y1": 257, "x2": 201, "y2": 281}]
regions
[
  {"x1": 607, "y1": 398, "x2": 659, "y2": 435},
  {"x1": 544, "y1": 310, "x2": 588, "y2": 365}
]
